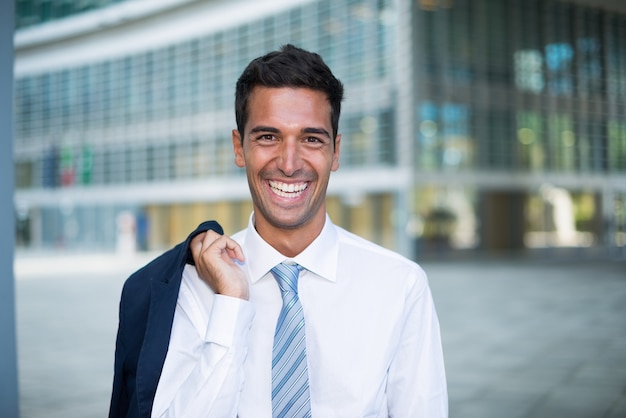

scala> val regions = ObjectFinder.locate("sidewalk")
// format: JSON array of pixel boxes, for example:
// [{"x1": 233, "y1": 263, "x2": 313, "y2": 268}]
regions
[
  {"x1": 13, "y1": 252, "x2": 626, "y2": 417},
  {"x1": 426, "y1": 257, "x2": 626, "y2": 418}
]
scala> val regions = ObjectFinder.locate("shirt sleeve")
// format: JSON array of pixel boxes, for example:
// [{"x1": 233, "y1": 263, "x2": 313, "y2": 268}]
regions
[
  {"x1": 386, "y1": 267, "x2": 449, "y2": 417},
  {"x1": 152, "y1": 294, "x2": 255, "y2": 418}
]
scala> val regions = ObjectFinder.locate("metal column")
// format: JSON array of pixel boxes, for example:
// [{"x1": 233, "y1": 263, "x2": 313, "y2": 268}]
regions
[
  {"x1": 393, "y1": 0, "x2": 417, "y2": 259},
  {"x1": 0, "y1": 0, "x2": 20, "y2": 415}
]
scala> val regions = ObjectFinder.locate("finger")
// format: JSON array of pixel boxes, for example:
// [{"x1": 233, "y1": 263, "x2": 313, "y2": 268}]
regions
[
  {"x1": 200, "y1": 230, "x2": 223, "y2": 254},
  {"x1": 190, "y1": 232, "x2": 207, "y2": 262},
  {"x1": 202, "y1": 229, "x2": 222, "y2": 245},
  {"x1": 210, "y1": 235, "x2": 245, "y2": 263},
  {"x1": 223, "y1": 239, "x2": 245, "y2": 263}
]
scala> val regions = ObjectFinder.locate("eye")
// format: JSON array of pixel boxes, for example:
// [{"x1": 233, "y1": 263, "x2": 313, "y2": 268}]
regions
[
  {"x1": 256, "y1": 134, "x2": 276, "y2": 142},
  {"x1": 304, "y1": 136, "x2": 324, "y2": 144}
]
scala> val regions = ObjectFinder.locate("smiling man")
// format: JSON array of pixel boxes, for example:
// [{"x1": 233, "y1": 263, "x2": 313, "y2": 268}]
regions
[
  {"x1": 232, "y1": 86, "x2": 339, "y2": 257},
  {"x1": 110, "y1": 45, "x2": 447, "y2": 418}
]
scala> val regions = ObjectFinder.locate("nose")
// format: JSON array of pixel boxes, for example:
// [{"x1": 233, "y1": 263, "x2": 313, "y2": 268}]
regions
[{"x1": 277, "y1": 139, "x2": 302, "y2": 176}]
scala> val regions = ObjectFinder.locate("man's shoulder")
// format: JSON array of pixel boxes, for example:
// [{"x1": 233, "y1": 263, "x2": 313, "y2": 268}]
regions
[
  {"x1": 333, "y1": 225, "x2": 428, "y2": 291},
  {"x1": 334, "y1": 224, "x2": 418, "y2": 268},
  {"x1": 335, "y1": 223, "x2": 428, "y2": 278}
]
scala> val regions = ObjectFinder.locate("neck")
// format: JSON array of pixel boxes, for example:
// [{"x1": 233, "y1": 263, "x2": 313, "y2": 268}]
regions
[{"x1": 254, "y1": 214, "x2": 326, "y2": 258}]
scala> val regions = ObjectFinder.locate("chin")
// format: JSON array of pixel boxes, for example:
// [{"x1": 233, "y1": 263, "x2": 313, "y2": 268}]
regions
[{"x1": 266, "y1": 213, "x2": 313, "y2": 230}]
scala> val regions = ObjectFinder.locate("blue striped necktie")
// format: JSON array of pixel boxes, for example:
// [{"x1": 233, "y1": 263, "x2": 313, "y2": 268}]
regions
[{"x1": 271, "y1": 262, "x2": 312, "y2": 418}]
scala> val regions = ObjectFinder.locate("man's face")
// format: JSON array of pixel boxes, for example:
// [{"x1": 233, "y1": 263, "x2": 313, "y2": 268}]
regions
[{"x1": 232, "y1": 86, "x2": 341, "y2": 236}]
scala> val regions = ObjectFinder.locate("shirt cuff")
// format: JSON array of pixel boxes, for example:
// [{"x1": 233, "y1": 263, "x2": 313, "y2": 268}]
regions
[{"x1": 205, "y1": 294, "x2": 254, "y2": 347}]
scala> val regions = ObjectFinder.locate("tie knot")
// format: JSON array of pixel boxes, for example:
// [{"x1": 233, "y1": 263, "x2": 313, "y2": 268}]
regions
[{"x1": 271, "y1": 262, "x2": 301, "y2": 295}]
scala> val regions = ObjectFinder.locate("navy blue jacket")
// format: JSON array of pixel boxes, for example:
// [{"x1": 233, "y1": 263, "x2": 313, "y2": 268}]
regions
[{"x1": 109, "y1": 220, "x2": 224, "y2": 418}]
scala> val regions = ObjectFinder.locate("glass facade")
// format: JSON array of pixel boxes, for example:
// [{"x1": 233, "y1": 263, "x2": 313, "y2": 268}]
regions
[
  {"x1": 13, "y1": 0, "x2": 626, "y2": 256},
  {"x1": 416, "y1": 0, "x2": 626, "y2": 174},
  {"x1": 16, "y1": 0, "x2": 130, "y2": 28},
  {"x1": 412, "y1": 0, "x2": 626, "y2": 254},
  {"x1": 14, "y1": 0, "x2": 395, "y2": 190}
]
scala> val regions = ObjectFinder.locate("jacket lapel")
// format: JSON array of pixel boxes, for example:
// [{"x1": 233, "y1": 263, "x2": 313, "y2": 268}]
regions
[{"x1": 136, "y1": 248, "x2": 185, "y2": 418}]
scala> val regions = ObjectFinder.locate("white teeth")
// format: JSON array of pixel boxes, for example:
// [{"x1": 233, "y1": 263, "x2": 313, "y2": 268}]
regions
[{"x1": 269, "y1": 180, "x2": 307, "y2": 197}]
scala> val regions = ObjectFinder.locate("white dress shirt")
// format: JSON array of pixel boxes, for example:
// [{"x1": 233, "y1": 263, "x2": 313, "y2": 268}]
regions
[{"x1": 152, "y1": 214, "x2": 448, "y2": 417}]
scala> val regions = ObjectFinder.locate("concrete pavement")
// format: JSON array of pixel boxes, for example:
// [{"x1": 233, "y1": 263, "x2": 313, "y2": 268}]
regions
[
  {"x1": 13, "y1": 251, "x2": 626, "y2": 417},
  {"x1": 426, "y1": 257, "x2": 626, "y2": 418}
]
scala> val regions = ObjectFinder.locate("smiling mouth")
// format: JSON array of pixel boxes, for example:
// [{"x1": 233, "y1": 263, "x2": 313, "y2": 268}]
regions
[{"x1": 269, "y1": 180, "x2": 308, "y2": 198}]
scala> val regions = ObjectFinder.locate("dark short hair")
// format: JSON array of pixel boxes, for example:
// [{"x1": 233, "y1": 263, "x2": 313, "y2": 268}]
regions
[{"x1": 235, "y1": 44, "x2": 344, "y2": 142}]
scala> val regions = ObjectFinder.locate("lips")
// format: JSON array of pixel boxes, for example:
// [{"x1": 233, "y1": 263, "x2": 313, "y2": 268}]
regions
[{"x1": 269, "y1": 180, "x2": 308, "y2": 198}]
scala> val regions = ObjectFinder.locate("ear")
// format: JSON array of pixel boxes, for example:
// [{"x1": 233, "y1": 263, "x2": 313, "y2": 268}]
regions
[
  {"x1": 331, "y1": 133, "x2": 341, "y2": 172},
  {"x1": 232, "y1": 129, "x2": 245, "y2": 168}
]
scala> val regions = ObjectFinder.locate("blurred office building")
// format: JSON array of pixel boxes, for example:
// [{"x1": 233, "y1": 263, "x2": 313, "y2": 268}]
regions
[{"x1": 13, "y1": 0, "x2": 626, "y2": 257}]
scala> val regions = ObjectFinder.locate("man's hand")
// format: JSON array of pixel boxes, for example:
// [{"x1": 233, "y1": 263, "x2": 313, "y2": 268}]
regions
[{"x1": 190, "y1": 230, "x2": 249, "y2": 300}]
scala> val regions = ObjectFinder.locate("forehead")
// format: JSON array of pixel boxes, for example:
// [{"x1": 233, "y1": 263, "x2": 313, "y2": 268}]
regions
[{"x1": 246, "y1": 87, "x2": 332, "y2": 129}]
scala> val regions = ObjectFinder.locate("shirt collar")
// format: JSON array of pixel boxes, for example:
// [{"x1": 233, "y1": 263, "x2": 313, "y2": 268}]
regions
[{"x1": 242, "y1": 212, "x2": 339, "y2": 284}]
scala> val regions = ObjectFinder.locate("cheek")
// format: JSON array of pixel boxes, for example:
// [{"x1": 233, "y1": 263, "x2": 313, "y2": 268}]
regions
[{"x1": 249, "y1": 147, "x2": 279, "y2": 171}]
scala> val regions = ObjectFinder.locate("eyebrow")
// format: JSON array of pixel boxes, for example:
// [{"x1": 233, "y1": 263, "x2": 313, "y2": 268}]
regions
[
  {"x1": 248, "y1": 125, "x2": 331, "y2": 139},
  {"x1": 249, "y1": 126, "x2": 279, "y2": 135},
  {"x1": 302, "y1": 127, "x2": 332, "y2": 139}
]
